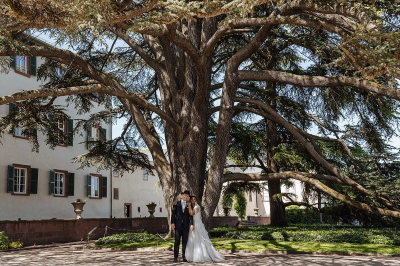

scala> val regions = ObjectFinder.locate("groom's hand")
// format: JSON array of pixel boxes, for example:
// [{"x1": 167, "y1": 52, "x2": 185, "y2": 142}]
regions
[
  {"x1": 171, "y1": 224, "x2": 175, "y2": 230},
  {"x1": 190, "y1": 225, "x2": 194, "y2": 231}
]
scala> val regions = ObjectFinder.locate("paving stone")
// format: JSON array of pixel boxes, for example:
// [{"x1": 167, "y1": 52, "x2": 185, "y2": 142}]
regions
[{"x1": 0, "y1": 245, "x2": 399, "y2": 265}]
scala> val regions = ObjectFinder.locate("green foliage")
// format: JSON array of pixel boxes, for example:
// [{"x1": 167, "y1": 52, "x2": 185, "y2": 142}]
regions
[
  {"x1": 233, "y1": 191, "x2": 247, "y2": 220},
  {"x1": 286, "y1": 206, "x2": 320, "y2": 224},
  {"x1": 221, "y1": 192, "x2": 233, "y2": 209},
  {"x1": 221, "y1": 181, "x2": 260, "y2": 217},
  {"x1": 222, "y1": 182, "x2": 260, "y2": 218},
  {"x1": 96, "y1": 232, "x2": 156, "y2": 245},
  {"x1": 0, "y1": 231, "x2": 10, "y2": 249},
  {"x1": 210, "y1": 225, "x2": 400, "y2": 245},
  {"x1": 9, "y1": 241, "x2": 23, "y2": 249}
]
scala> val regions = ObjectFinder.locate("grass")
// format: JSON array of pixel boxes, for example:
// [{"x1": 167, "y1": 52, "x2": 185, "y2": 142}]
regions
[{"x1": 95, "y1": 237, "x2": 400, "y2": 255}]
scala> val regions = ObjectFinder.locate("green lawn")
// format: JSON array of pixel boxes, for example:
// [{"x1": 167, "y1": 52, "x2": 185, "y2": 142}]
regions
[{"x1": 95, "y1": 238, "x2": 400, "y2": 255}]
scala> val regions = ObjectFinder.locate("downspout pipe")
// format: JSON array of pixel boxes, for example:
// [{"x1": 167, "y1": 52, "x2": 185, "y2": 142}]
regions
[{"x1": 110, "y1": 122, "x2": 113, "y2": 218}]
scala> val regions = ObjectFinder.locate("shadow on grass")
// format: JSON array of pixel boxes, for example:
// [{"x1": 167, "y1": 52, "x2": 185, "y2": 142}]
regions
[{"x1": 262, "y1": 239, "x2": 294, "y2": 252}]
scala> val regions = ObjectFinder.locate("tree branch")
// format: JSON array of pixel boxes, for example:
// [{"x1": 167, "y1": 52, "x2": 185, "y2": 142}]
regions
[
  {"x1": 233, "y1": 96, "x2": 395, "y2": 208},
  {"x1": 238, "y1": 70, "x2": 400, "y2": 101}
]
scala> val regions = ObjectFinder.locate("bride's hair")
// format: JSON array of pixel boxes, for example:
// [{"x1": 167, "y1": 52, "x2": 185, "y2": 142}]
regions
[{"x1": 189, "y1": 196, "x2": 197, "y2": 208}]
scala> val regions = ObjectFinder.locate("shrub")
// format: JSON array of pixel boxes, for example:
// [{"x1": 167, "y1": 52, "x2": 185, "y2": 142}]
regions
[
  {"x1": 96, "y1": 231, "x2": 156, "y2": 245},
  {"x1": 286, "y1": 206, "x2": 320, "y2": 224},
  {"x1": 233, "y1": 191, "x2": 247, "y2": 220},
  {"x1": 9, "y1": 241, "x2": 23, "y2": 249},
  {"x1": 0, "y1": 232, "x2": 10, "y2": 249},
  {"x1": 209, "y1": 224, "x2": 400, "y2": 245}
]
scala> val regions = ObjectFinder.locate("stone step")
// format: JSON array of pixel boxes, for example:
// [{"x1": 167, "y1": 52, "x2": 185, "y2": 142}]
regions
[{"x1": 237, "y1": 220, "x2": 258, "y2": 227}]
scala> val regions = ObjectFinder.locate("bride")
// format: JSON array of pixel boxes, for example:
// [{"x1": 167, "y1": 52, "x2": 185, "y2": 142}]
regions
[{"x1": 185, "y1": 196, "x2": 225, "y2": 263}]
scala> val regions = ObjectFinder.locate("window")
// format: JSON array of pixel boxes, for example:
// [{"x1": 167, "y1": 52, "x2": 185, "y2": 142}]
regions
[
  {"x1": 50, "y1": 116, "x2": 73, "y2": 146},
  {"x1": 87, "y1": 174, "x2": 107, "y2": 198},
  {"x1": 13, "y1": 125, "x2": 26, "y2": 138},
  {"x1": 263, "y1": 185, "x2": 269, "y2": 202},
  {"x1": 143, "y1": 169, "x2": 148, "y2": 181},
  {"x1": 8, "y1": 102, "x2": 30, "y2": 139},
  {"x1": 49, "y1": 170, "x2": 74, "y2": 197},
  {"x1": 160, "y1": 207, "x2": 162, "y2": 212},
  {"x1": 14, "y1": 167, "x2": 27, "y2": 194},
  {"x1": 15, "y1": 56, "x2": 28, "y2": 74},
  {"x1": 92, "y1": 126, "x2": 101, "y2": 141},
  {"x1": 91, "y1": 175, "x2": 99, "y2": 198},
  {"x1": 54, "y1": 172, "x2": 65, "y2": 196},
  {"x1": 248, "y1": 192, "x2": 252, "y2": 202},
  {"x1": 7, "y1": 164, "x2": 38, "y2": 195},
  {"x1": 56, "y1": 117, "x2": 66, "y2": 145},
  {"x1": 87, "y1": 125, "x2": 106, "y2": 150},
  {"x1": 113, "y1": 188, "x2": 119, "y2": 199},
  {"x1": 113, "y1": 170, "x2": 119, "y2": 178},
  {"x1": 10, "y1": 55, "x2": 36, "y2": 77},
  {"x1": 138, "y1": 207, "x2": 141, "y2": 213}
]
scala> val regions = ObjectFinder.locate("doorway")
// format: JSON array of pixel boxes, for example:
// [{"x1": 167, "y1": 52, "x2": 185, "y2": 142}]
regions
[{"x1": 124, "y1": 203, "x2": 132, "y2": 218}]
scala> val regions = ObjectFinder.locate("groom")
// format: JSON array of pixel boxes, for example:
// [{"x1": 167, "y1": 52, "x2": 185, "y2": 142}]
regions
[{"x1": 171, "y1": 190, "x2": 194, "y2": 263}]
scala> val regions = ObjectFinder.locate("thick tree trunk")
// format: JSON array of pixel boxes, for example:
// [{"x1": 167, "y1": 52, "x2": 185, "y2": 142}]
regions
[
  {"x1": 268, "y1": 180, "x2": 287, "y2": 226},
  {"x1": 265, "y1": 82, "x2": 288, "y2": 226},
  {"x1": 148, "y1": 17, "x2": 218, "y2": 232}
]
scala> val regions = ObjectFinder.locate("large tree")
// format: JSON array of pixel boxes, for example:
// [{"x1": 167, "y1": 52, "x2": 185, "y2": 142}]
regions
[{"x1": 0, "y1": 1, "x2": 400, "y2": 230}]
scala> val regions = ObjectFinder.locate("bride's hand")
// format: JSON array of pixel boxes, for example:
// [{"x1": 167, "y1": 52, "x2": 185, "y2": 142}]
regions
[{"x1": 190, "y1": 225, "x2": 195, "y2": 231}]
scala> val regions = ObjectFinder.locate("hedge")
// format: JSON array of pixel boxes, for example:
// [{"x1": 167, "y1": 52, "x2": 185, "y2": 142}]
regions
[{"x1": 209, "y1": 225, "x2": 400, "y2": 245}]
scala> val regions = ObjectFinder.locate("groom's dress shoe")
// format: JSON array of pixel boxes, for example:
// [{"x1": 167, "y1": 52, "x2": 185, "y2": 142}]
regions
[
  {"x1": 182, "y1": 258, "x2": 188, "y2": 262},
  {"x1": 173, "y1": 258, "x2": 178, "y2": 263}
]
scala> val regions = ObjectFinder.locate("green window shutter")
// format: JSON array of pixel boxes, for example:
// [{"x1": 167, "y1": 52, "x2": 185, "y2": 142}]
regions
[
  {"x1": 7, "y1": 165, "x2": 15, "y2": 193},
  {"x1": 87, "y1": 124, "x2": 92, "y2": 149},
  {"x1": 101, "y1": 128, "x2": 106, "y2": 141},
  {"x1": 67, "y1": 173, "x2": 75, "y2": 196},
  {"x1": 49, "y1": 170, "x2": 55, "y2": 195},
  {"x1": 9, "y1": 102, "x2": 15, "y2": 113},
  {"x1": 101, "y1": 176, "x2": 107, "y2": 198},
  {"x1": 87, "y1": 174, "x2": 92, "y2": 197},
  {"x1": 8, "y1": 103, "x2": 15, "y2": 135},
  {"x1": 29, "y1": 56, "x2": 37, "y2": 76},
  {"x1": 10, "y1": 56, "x2": 16, "y2": 69},
  {"x1": 30, "y1": 168, "x2": 39, "y2": 194},
  {"x1": 66, "y1": 118, "x2": 74, "y2": 146}
]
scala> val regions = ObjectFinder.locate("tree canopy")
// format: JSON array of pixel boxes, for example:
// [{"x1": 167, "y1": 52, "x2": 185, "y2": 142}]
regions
[{"x1": 0, "y1": 0, "x2": 400, "y2": 228}]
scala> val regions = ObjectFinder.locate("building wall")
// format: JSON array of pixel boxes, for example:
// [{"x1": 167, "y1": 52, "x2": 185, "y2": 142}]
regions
[
  {"x1": 0, "y1": 55, "x2": 112, "y2": 220},
  {"x1": 111, "y1": 168, "x2": 166, "y2": 218}
]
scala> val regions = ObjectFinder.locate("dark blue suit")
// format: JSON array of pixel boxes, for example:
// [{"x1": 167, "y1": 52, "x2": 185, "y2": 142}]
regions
[{"x1": 171, "y1": 200, "x2": 193, "y2": 259}]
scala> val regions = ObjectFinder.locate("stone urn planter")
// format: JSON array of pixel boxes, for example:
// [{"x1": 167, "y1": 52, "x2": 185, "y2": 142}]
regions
[
  {"x1": 253, "y1": 207, "x2": 259, "y2": 216},
  {"x1": 146, "y1": 203, "x2": 157, "y2": 218},
  {"x1": 71, "y1": 200, "x2": 86, "y2": 219},
  {"x1": 223, "y1": 207, "x2": 231, "y2": 217}
]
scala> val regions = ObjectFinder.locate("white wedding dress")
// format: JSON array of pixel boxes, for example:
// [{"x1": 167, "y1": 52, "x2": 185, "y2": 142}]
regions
[{"x1": 185, "y1": 204, "x2": 225, "y2": 262}]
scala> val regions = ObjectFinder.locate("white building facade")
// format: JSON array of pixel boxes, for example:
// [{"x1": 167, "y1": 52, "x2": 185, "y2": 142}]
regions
[
  {"x1": 111, "y1": 165, "x2": 167, "y2": 218},
  {"x1": 0, "y1": 38, "x2": 112, "y2": 220}
]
